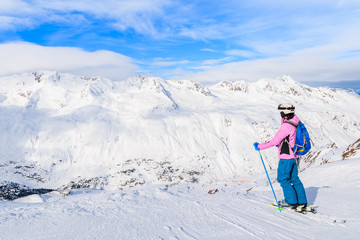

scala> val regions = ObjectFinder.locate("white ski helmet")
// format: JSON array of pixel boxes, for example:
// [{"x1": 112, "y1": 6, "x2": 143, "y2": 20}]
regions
[{"x1": 278, "y1": 103, "x2": 295, "y2": 118}]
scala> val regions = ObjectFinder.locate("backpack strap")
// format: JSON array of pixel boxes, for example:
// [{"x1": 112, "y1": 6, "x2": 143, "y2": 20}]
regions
[
  {"x1": 284, "y1": 120, "x2": 298, "y2": 128},
  {"x1": 282, "y1": 121, "x2": 299, "y2": 155}
]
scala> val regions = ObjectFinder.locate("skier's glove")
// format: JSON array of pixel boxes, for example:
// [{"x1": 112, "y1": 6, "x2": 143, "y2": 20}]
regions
[{"x1": 253, "y1": 142, "x2": 259, "y2": 151}]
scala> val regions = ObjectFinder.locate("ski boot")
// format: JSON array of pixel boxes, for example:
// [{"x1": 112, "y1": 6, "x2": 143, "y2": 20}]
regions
[
  {"x1": 277, "y1": 200, "x2": 298, "y2": 210},
  {"x1": 295, "y1": 204, "x2": 308, "y2": 214}
]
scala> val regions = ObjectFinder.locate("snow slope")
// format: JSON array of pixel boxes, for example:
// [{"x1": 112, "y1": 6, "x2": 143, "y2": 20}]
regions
[
  {"x1": 0, "y1": 71, "x2": 360, "y2": 190},
  {"x1": 1, "y1": 71, "x2": 360, "y2": 239},
  {"x1": 0, "y1": 158, "x2": 359, "y2": 240}
]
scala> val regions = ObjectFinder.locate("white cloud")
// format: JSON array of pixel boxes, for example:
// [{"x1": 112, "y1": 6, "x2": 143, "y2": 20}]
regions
[
  {"x1": 201, "y1": 57, "x2": 232, "y2": 66},
  {"x1": 0, "y1": 42, "x2": 139, "y2": 80},
  {"x1": 0, "y1": 0, "x2": 173, "y2": 37},
  {"x1": 200, "y1": 48, "x2": 218, "y2": 53},
  {"x1": 152, "y1": 59, "x2": 189, "y2": 67},
  {"x1": 176, "y1": 52, "x2": 360, "y2": 84},
  {"x1": 0, "y1": 16, "x2": 35, "y2": 31},
  {"x1": 1, "y1": 1, "x2": 360, "y2": 85},
  {"x1": 225, "y1": 49, "x2": 256, "y2": 58},
  {"x1": 2, "y1": 0, "x2": 359, "y2": 46},
  {"x1": 172, "y1": 20, "x2": 360, "y2": 84},
  {"x1": 0, "y1": 0, "x2": 32, "y2": 13}
]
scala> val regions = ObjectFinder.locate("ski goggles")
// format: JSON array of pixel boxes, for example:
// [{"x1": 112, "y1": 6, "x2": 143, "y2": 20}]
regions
[{"x1": 277, "y1": 104, "x2": 295, "y2": 111}]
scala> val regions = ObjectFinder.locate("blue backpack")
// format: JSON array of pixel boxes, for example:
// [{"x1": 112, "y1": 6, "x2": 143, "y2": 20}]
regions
[{"x1": 285, "y1": 121, "x2": 311, "y2": 155}]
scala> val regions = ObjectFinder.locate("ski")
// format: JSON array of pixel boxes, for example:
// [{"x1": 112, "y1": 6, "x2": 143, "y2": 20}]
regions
[{"x1": 270, "y1": 203, "x2": 317, "y2": 214}]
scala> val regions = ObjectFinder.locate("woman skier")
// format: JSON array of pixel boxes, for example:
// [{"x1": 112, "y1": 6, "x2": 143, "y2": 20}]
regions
[{"x1": 253, "y1": 103, "x2": 307, "y2": 209}]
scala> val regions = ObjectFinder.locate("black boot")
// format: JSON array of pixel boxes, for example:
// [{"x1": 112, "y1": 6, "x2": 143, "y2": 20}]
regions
[{"x1": 278, "y1": 200, "x2": 298, "y2": 209}]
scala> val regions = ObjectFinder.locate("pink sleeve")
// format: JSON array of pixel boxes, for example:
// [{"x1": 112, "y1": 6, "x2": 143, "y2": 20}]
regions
[{"x1": 258, "y1": 124, "x2": 291, "y2": 150}]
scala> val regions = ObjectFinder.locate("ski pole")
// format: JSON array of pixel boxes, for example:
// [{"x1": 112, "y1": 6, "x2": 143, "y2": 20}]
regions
[{"x1": 257, "y1": 150, "x2": 282, "y2": 212}]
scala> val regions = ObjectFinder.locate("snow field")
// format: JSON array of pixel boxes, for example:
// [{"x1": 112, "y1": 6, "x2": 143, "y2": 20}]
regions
[{"x1": 1, "y1": 158, "x2": 359, "y2": 240}]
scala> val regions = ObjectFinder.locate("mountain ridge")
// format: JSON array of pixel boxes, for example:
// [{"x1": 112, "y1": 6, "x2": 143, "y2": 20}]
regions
[{"x1": 1, "y1": 71, "x2": 359, "y2": 191}]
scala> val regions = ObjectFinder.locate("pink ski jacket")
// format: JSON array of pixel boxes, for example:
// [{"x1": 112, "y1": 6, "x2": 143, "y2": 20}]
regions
[{"x1": 258, "y1": 115, "x2": 300, "y2": 159}]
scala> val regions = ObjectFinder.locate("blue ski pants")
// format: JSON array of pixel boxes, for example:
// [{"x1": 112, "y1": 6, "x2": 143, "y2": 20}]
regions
[{"x1": 277, "y1": 158, "x2": 307, "y2": 205}]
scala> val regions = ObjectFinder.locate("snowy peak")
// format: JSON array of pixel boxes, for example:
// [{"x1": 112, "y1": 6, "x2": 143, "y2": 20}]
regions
[
  {"x1": 122, "y1": 75, "x2": 214, "y2": 113},
  {"x1": 119, "y1": 75, "x2": 178, "y2": 114},
  {"x1": 0, "y1": 71, "x2": 111, "y2": 110},
  {"x1": 126, "y1": 74, "x2": 166, "y2": 93},
  {"x1": 254, "y1": 75, "x2": 360, "y2": 104},
  {"x1": 168, "y1": 79, "x2": 212, "y2": 97},
  {"x1": 216, "y1": 80, "x2": 249, "y2": 93},
  {"x1": 252, "y1": 76, "x2": 312, "y2": 97}
]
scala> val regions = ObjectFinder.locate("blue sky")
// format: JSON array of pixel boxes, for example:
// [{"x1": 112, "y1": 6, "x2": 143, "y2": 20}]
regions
[{"x1": 1, "y1": 0, "x2": 360, "y2": 85}]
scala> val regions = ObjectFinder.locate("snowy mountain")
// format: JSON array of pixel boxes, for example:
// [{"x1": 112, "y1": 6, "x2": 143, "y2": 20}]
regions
[{"x1": 1, "y1": 71, "x2": 360, "y2": 191}]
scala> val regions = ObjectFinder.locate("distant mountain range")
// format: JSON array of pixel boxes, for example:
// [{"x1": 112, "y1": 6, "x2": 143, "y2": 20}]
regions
[
  {"x1": 303, "y1": 80, "x2": 360, "y2": 94},
  {"x1": 1, "y1": 71, "x2": 359, "y2": 191}
]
